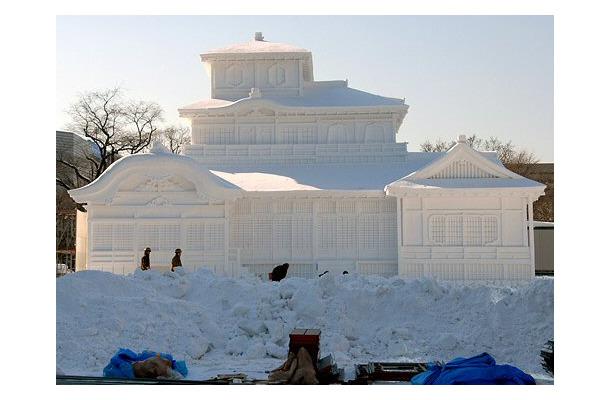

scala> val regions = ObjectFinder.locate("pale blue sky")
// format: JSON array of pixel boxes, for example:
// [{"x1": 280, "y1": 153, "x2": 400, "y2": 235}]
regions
[{"x1": 56, "y1": 15, "x2": 553, "y2": 161}]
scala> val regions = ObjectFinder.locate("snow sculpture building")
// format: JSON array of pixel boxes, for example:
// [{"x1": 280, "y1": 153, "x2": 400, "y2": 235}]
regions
[{"x1": 69, "y1": 33, "x2": 546, "y2": 283}]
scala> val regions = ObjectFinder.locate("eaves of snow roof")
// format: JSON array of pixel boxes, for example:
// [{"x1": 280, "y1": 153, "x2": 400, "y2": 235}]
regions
[
  {"x1": 388, "y1": 177, "x2": 545, "y2": 190},
  {"x1": 179, "y1": 81, "x2": 407, "y2": 112}
]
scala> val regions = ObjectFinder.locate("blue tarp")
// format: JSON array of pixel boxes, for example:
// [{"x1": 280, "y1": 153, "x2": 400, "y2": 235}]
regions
[
  {"x1": 411, "y1": 352, "x2": 535, "y2": 385},
  {"x1": 103, "y1": 348, "x2": 188, "y2": 379}
]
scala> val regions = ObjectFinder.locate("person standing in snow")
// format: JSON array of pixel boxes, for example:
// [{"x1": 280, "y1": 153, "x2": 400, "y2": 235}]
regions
[
  {"x1": 141, "y1": 247, "x2": 151, "y2": 270},
  {"x1": 171, "y1": 249, "x2": 182, "y2": 272},
  {"x1": 271, "y1": 263, "x2": 289, "y2": 282}
]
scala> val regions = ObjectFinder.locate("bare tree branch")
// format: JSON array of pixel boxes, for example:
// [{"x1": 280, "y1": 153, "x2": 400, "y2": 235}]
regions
[{"x1": 62, "y1": 86, "x2": 165, "y2": 190}]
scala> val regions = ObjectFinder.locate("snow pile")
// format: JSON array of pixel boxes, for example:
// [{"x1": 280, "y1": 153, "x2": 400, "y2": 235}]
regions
[{"x1": 56, "y1": 269, "x2": 554, "y2": 380}]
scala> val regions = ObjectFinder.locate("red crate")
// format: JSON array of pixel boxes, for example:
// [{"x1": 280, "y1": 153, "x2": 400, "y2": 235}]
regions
[{"x1": 289, "y1": 329, "x2": 321, "y2": 367}]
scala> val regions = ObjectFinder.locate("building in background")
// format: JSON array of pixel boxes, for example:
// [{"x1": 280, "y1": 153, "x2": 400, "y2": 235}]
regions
[{"x1": 56, "y1": 130, "x2": 100, "y2": 271}]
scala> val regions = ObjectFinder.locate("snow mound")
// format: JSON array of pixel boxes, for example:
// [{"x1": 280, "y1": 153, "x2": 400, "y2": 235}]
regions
[{"x1": 56, "y1": 269, "x2": 553, "y2": 380}]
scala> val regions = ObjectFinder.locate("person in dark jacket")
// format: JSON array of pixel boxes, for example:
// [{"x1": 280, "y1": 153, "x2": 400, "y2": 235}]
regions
[
  {"x1": 141, "y1": 247, "x2": 151, "y2": 270},
  {"x1": 271, "y1": 263, "x2": 289, "y2": 282},
  {"x1": 171, "y1": 249, "x2": 182, "y2": 272}
]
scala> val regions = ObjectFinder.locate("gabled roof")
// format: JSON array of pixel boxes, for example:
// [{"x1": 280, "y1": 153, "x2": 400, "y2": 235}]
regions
[{"x1": 385, "y1": 136, "x2": 546, "y2": 194}]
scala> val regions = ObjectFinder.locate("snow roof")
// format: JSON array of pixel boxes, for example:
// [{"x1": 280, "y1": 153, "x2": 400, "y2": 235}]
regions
[
  {"x1": 203, "y1": 39, "x2": 310, "y2": 56},
  {"x1": 208, "y1": 154, "x2": 439, "y2": 192},
  {"x1": 179, "y1": 81, "x2": 406, "y2": 112},
  {"x1": 203, "y1": 150, "x2": 522, "y2": 193}
]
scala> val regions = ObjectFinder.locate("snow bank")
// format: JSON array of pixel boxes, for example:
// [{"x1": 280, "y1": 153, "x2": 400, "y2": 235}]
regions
[{"x1": 56, "y1": 269, "x2": 553, "y2": 380}]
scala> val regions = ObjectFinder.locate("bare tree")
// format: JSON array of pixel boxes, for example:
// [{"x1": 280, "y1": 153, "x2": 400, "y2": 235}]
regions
[
  {"x1": 58, "y1": 87, "x2": 164, "y2": 190},
  {"x1": 156, "y1": 125, "x2": 191, "y2": 154},
  {"x1": 420, "y1": 135, "x2": 540, "y2": 166},
  {"x1": 420, "y1": 138, "x2": 453, "y2": 153}
]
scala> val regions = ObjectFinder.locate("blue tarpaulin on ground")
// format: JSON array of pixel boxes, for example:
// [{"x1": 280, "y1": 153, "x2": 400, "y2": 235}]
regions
[
  {"x1": 103, "y1": 348, "x2": 188, "y2": 379},
  {"x1": 411, "y1": 352, "x2": 535, "y2": 385}
]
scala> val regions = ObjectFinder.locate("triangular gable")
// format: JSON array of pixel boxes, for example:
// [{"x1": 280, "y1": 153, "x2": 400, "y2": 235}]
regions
[{"x1": 404, "y1": 138, "x2": 522, "y2": 181}]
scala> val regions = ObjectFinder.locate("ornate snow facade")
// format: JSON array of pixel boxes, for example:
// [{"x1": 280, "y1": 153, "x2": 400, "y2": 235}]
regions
[{"x1": 69, "y1": 33, "x2": 545, "y2": 283}]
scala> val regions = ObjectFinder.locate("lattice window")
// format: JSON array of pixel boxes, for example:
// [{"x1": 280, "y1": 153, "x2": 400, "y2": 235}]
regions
[
  {"x1": 202, "y1": 127, "x2": 234, "y2": 144},
  {"x1": 336, "y1": 200, "x2": 356, "y2": 214},
  {"x1": 292, "y1": 217, "x2": 312, "y2": 249},
  {"x1": 91, "y1": 223, "x2": 113, "y2": 251},
  {"x1": 186, "y1": 223, "x2": 205, "y2": 250},
  {"x1": 205, "y1": 223, "x2": 225, "y2": 251},
  {"x1": 279, "y1": 126, "x2": 317, "y2": 144},
  {"x1": 429, "y1": 215, "x2": 499, "y2": 246},
  {"x1": 294, "y1": 200, "x2": 313, "y2": 214},
  {"x1": 359, "y1": 263, "x2": 398, "y2": 277},
  {"x1": 253, "y1": 201, "x2": 272, "y2": 214},
  {"x1": 318, "y1": 200, "x2": 336, "y2": 214},
  {"x1": 359, "y1": 215, "x2": 380, "y2": 249},
  {"x1": 300, "y1": 129, "x2": 316, "y2": 144},
  {"x1": 430, "y1": 216, "x2": 446, "y2": 245},
  {"x1": 113, "y1": 224, "x2": 134, "y2": 251},
  {"x1": 463, "y1": 216, "x2": 482, "y2": 246},
  {"x1": 231, "y1": 219, "x2": 252, "y2": 250},
  {"x1": 379, "y1": 215, "x2": 397, "y2": 249},
  {"x1": 138, "y1": 223, "x2": 180, "y2": 251},
  {"x1": 283, "y1": 128, "x2": 298, "y2": 144},
  {"x1": 233, "y1": 200, "x2": 251, "y2": 215},
  {"x1": 380, "y1": 199, "x2": 396, "y2": 213},
  {"x1": 276, "y1": 201, "x2": 293, "y2": 214},
  {"x1": 337, "y1": 216, "x2": 358, "y2": 249},
  {"x1": 328, "y1": 124, "x2": 348, "y2": 144},
  {"x1": 361, "y1": 200, "x2": 380, "y2": 214},
  {"x1": 253, "y1": 217, "x2": 272, "y2": 248},
  {"x1": 445, "y1": 216, "x2": 463, "y2": 246},
  {"x1": 273, "y1": 218, "x2": 292, "y2": 249},
  {"x1": 482, "y1": 216, "x2": 498, "y2": 244},
  {"x1": 138, "y1": 224, "x2": 160, "y2": 250},
  {"x1": 318, "y1": 216, "x2": 337, "y2": 249}
]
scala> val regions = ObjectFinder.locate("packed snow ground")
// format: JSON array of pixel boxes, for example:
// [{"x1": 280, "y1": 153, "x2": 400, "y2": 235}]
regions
[{"x1": 56, "y1": 269, "x2": 554, "y2": 382}]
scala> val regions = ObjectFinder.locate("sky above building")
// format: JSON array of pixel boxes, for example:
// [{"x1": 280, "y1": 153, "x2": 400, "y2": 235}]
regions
[{"x1": 56, "y1": 15, "x2": 554, "y2": 161}]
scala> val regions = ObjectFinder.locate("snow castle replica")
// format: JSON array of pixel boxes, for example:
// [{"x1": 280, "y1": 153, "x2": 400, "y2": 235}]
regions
[{"x1": 69, "y1": 33, "x2": 546, "y2": 283}]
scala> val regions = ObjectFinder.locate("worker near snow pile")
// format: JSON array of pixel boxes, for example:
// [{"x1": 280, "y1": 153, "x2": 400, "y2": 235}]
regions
[
  {"x1": 141, "y1": 247, "x2": 151, "y2": 270},
  {"x1": 171, "y1": 249, "x2": 182, "y2": 272},
  {"x1": 271, "y1": 263, "x2": 289, "y2": 282}
]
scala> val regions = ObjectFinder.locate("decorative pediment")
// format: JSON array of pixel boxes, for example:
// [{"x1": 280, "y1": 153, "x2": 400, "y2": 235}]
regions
[
  {"x1": 406, "y1": 136, "x2": 520, "y2": 181},
  {"x1": 68, "y1": 151, "x2": 241, "y2": 206},
  {"x1": 428, "y1": 159, "x2": 501, "y2": 179},
  {"x1": 132, "y1": 174, "x2": 192, "y2": 192}
]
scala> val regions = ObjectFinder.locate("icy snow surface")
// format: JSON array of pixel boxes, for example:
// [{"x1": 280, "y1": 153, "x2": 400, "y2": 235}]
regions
[{"x1": 56, "y1": 269, "x2": 554, "y2": 381}]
